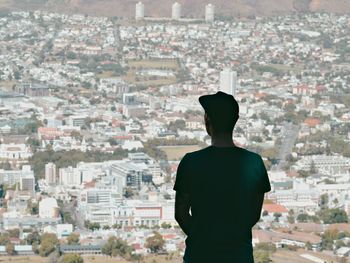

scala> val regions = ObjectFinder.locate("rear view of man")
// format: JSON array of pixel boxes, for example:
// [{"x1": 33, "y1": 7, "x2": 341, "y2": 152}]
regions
[{"x1": 174, "y1": 91, "x2": 271, "y2": 263}]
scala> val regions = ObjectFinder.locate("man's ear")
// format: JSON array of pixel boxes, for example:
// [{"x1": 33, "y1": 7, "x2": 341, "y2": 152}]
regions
[
  {"x1": 204, "y1": 112, "x2": 210, "y2": 123},
  {"x1": 204, "y1": 112, "x2": 212, "y2": 136}
]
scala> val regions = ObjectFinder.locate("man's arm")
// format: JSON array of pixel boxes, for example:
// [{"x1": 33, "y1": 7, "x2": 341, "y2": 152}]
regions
[
  {"x1": 251, "y1": 192, "x2": 265, "y2": 227},
  {"x1": 174, "y1": 191, "x2": 192, "y2": 236},
  {"x1": 251, "y1": 156, "x2": 271, "y2": 227}
]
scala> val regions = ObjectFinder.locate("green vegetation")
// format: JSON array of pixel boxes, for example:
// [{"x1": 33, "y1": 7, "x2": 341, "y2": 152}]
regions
[
  {"x1": 58, "y1": 254, "x2": 83, "y2": 263},
  {"x1": 160, "y1": 222, "x2": 172, "y2": 229},
  {"x1": 145, "y1": 231, "x2": 165, "y2": 253},
  {"x1": 299, "y1": 131, "x2": 350, "y2": 157},
  {"x1": 29, "y1": 148, "x2": 128, "y2": 179},
  {"x1": 84, "y1": 220, "x2": 100, "y2": 231},
  {"x1": 296, "y1": 213, "x2": 320, "y2": 223},
  {"x1": 102, "y1": 237, "x2": 134, "y2": 260},
  {"x1": 123, "y1": 59, "x2": 180, "y2": 87},
  {"x1": 39, "y1": 233, "x2": 58, "y2": 257},
  {"x1": 67, "y1": 233, "x2": 80, "y2": 245},
  {"x1": 167, "y1": 119, "x2": 186, "y2": 132},
  {"x1": 253, "y1": 242, "x2": 276, "y2": 262},
  {"x1": 319, "y1": 208, "x2": 349, "y2": 224}
]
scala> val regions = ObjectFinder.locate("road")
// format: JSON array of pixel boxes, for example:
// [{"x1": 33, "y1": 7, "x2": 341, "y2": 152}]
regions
[{"x1": 271, "y1": 122, "x2": 300, "y2": 171}]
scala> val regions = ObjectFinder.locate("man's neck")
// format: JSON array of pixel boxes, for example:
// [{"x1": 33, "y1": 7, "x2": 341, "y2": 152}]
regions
[{"x1": 211, "y1": 134, "x2": 235, "y2": 147}]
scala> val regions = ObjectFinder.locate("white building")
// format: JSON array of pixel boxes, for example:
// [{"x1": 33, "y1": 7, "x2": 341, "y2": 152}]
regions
[
  {"x1": 135, "y1": 2, "x2": 145, "y2": 20},
  {"x1": 45, "y1": 162, "x2": 56, "y2": 185},
  {"x1": 79, "y1": 187, "x2": 122, "y2": 207},
  {"x1": 39, "y1": 198, "x2": 59, "y2": 218},
  {"x1": 57, "y1": 224, "x2": 73, "y2": 238},
  {"x1": 294, "y1": 155, "x2": 350, "y2": 175},
  {"x1": 79, "y1": 187, "x2": 123, "y2": 226},
  {"x1": 205, "y1": 4, "x2": 215, "y2": 22},
  {"x1": 219, "y1": 68, "x2": 237, "y2": 96},
  {"x1": 172, "y1": 2, "x2": 181, "y2": 20},
  {"x1": 110, "y1": 161, "x2": 150, "y2": 190},
  {"x1": 59, "y1": 166, "x2": 82, "y2": 186},
  {"x1": 0, "y1": 143, "x2": 32, "y2": 162}
]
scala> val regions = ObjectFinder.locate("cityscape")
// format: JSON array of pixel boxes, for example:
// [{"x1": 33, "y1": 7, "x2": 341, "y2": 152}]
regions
[{"x1": 0, "y1": 1, "x2": 349, "y2": 262}]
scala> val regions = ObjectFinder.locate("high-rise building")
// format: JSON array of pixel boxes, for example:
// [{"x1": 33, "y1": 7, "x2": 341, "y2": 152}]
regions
[
  {"x1": 219, "y1": 68, "x2": 238, "y2": 96},
  {"x1": 135, "y1": 2, "x2": 145, "y2": 20},
  {"x1": 172, "y1": 2, "x2": 181, "y2": 20},
  {"x1": 205, "y1": 4, "x2": 215, "y2": 22},
  {"x1": 45, "y1": 162, "x2": 56, "y2": 185},
  {"x1": 20, "y1": 167, "x2": 35, "y2": 197},
  {"x1": 59, "y1": 166, "x2": 82, "y2": 186}
]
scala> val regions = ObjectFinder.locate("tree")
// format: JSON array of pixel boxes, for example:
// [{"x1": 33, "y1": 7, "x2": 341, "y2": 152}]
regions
[
  {"x1": 26, "y1": 231, "x2": 41, "y2": 245},
  {"x1": 310, "y1": 160, "x2": 317, "y2": 174},
  {"x1": 253, "y1": 249, "x2": 271, "y2": 263},
  {"x1": 254, "y1": 242, "x2": 276, "y2": 253},
  {"x1": 305, "y1": 241, "x2": 312, "y2": 250},
  {"x1": 145, "y1": 231, "x2": 165, "y2": 253},
  {"x1": 161, "y1": 222, "x2": 172, "y2": 229},
  {"x1": 320, "y1": 193, "x2": 329, "y2": 208},
  {"x1": 273, "y1": 212, "x2": 282, "y2": 222},
  {"x1": 67, "y1": 233, "x2": 79, "y2": 245},
  {"x1": 58, "y1": 254, "x2": 83, "y2": 263},
  {"x1": 27, "y1": 200, "x2": 39, "y2": 215},
  {"x1": 102, "y1": 237, "x2": 134, "y2": 259},
  {"x1": 8, "y1": 228, "x2": 20, "y2": 238},
  {"x1": 124, "y1": 187, "x2": 134, "y2": 198},
  {"x1": 287, "y1": 215, "x2": 295, "y2": 224},
  {"x1": 298, "y1": 170, "x2": 310, "y2": 178},
  {"x1": 319, "y1": 208, "x2": 348, "y2": 224},
  {"x1": 297, "y1": 213, "x2": 309, "y2": 222},
  {"x1": 321, "y1": 229, "x2": 339, "y2": 250},
  {"x1": 84, "y1": 220, "x2": 100, "y2": 231},
  {"x1": 39, "y1": 233, "x2": 59, "y2": 257},
  {"x1": 168, "y1": 119, "x2": 186, "y2": 132},
  {"x1": 6, "y1": 243, "x2": 15, "y2": 255},
  {"x1": 0, "y1": 234, "x2": 10, "y2": 245}
]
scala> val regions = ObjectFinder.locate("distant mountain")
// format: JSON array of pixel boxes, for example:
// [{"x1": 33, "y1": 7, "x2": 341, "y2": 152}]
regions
[{"x1": 1, "y1": 0, "x2": 350, "y2": 17}]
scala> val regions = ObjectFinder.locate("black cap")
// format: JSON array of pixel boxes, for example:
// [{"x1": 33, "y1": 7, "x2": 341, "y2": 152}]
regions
[{"x1": 199, "y1": 91, "x2": 239, "y2": 131}]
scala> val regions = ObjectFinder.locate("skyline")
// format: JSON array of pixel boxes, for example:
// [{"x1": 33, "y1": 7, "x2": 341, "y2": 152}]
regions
[{"x1": 0, "y1": 5, "x2": 349, "y2": 263}]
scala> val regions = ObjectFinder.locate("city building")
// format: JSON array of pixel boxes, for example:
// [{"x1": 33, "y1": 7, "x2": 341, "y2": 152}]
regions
[
  {"x1": 14, "y1": 83, "x2": 50, "y2": 97},
  {"x1": 20, "y1": 167, "x2": 35, "y2": 197},
  {"x1": 0, "y1": 143, "x2": 32, "y2": 163},
  {"x1": 110, "y1": 161, "x2": 151, "y2": 190},
  {"x1": 135, "y1": 2, "x2": 145, "y2": 20},
  {"x1": 172, "y1": 2, "x2": 181, "y2": 20},
  {"x1": 45, "y1": 162, "x2": 57, "y2": 185},
  {"x1": 205, "y1": 4, "x2": 215, "y2": 22},
  {"x1": 59, "y1": 166, "x2": 82, "y2": 186},
  {"x1": 39, "y1": 198, "x2": 60, "y2": 218},
  {"x1": 0, "y1": 165, "x2": 34, "y2": 187},
  {"x1": 219, "y1": 68, "x2": 237, "y2": 96}
]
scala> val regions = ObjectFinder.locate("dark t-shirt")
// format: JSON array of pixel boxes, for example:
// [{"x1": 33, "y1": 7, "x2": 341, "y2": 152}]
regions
[{"x1": 173, "y1": 145, "x2": 271, "y2": 263}]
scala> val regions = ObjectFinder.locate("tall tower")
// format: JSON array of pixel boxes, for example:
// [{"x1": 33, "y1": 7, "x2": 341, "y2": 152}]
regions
[
  {"x1": 20, "y1": 173, "x2": 35, "y2": 197},
  {"x1": 205, "y1": 4, "x2": 215, "y2": 22},
  {"x1": 45, "y1": 162, "x2": 56, "y2": 185},
  {"x1": 135, "y1": 2, "x2": 145, "y2": 20},
  {"x1": 219, "y1": 68, "x2": 237, "y2": 96},
  {"x1": 172, "y1": 2, "x2": 181, "y2": 20}
]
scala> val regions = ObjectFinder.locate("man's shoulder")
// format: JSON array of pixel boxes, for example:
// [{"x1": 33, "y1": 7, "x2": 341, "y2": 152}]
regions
[
  {"x1": 240, "y1": 148, "x2": 262, "y2": 160},
  {"x1": 185, "y1": 146, "x2": 261, "y2": 160}
]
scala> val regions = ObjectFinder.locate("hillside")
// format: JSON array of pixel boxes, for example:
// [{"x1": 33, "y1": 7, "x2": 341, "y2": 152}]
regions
[{"x1": 1, "y1": 0, "x2": 350, "y2": 17}]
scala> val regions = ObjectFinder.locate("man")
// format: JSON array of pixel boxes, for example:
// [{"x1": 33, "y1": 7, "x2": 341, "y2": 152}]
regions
[{"x1": 174, "y1": 91, "x2": 271, "y2": 263}]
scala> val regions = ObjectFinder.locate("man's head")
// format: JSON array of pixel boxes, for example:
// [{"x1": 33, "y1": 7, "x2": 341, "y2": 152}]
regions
[{"x1": 199, "y1": 91, "x2": 239, "y2": 136}]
